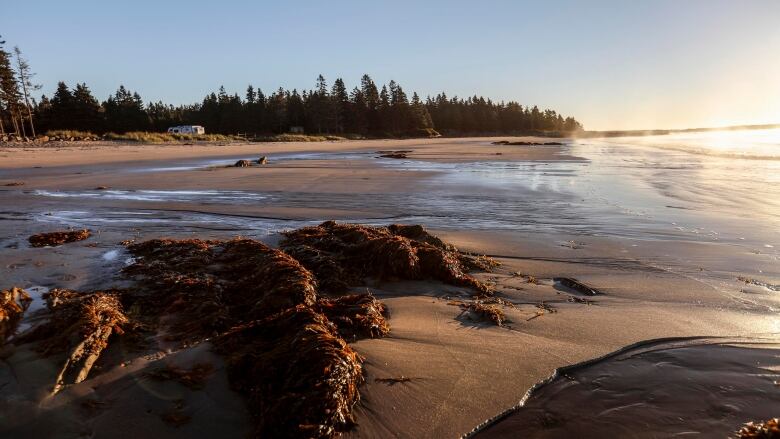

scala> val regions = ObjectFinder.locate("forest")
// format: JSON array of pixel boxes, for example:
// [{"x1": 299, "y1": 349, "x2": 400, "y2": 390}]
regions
[{"x1": 0, "y1": 38, "x2": 583, "y2": 139}]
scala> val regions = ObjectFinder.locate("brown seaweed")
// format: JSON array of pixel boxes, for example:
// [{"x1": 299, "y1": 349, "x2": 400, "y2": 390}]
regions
[
  {"x1": 316, "y1": 293, "x2": 389, "y2": 340},
  {"x1": 215, "y1": 305, "x2": 364, "y2": 438},
  {"x1": 17, "y1": 289, "x2": 128, "y2": 394},
  {"x1": 7, "y1": 223, "x2": 498, "y2": 437},
  {"x1": 144, "y1": 363, "x2": 215, "y2": 390},
  {"x1": 0, "y1": 287, "x2": 31, "y2": 342},
  {"x1": 281, "y1": 221, "x2": 491, "y2": 295},
  {"x1": 124, "y1": 236, "x2": 388, "y2": 437},
  {"x1": 737, "y1": 418, "x2": 779, "y2": 438},
  {"x1": 449, "y1": 299, "x2": 508, "y2": 326},
  {"x1": 125, "y1": 238, "x2": 317, "y2": 338},
  {"x1": 29, "y1": 229, "x2": 91, "y2": 247}
]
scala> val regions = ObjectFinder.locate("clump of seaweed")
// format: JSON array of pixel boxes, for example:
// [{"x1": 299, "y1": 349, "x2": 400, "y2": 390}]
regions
[
  {"x1": 737, "y1": 418, "x2": 780, "y2": 438},
  {"x1": 125, "y1": 238, "x2": 317, "y2": 338},
  {"x1": 460, "y1": 253, "x2": 501, "y2": 272},
  {"x1": 17, "y1": 289, "x2": 128, "y2": 394},
  {"x1": 145, "y1": 363, "x2": 215, "y2": 390},
  {"x1": 10, "y1": 223, "x2": 495, "y2": 437},
  {"x1": 737, "y1": 276, "x2": 780, "y2": 292},
  {"x1": 281, "y1": 221, "x2": 491, "y2": 295},
  {"x1": 316, "y1": 293, "x2": 389, "y2": 340},
  {"x1": 448, "y1": 298, "x2": 508, "y2": 326},
  {"x1": 527, "y1": 301, "x2": 557, "y2": 321},
  {"x1": 124, "y1": 236, "x2": 388, "y2": 437},
  {"x1": 1, "y1": 287, "x2": 31, "y2": 342},
  {"x1": 215, "y1": 305, "x2": 364, "y2": 438},
  {"x1": 29, "y1": 229, "x2": 91, "y2": 247}
]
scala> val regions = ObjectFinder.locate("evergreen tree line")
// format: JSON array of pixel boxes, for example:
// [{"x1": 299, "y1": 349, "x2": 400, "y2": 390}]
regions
[{"x1": 1, "y1": 39, "x2": 583, "y2": 137}]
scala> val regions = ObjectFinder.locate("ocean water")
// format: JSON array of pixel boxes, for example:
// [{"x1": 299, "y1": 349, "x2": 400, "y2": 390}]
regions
[
  {"x1": 22, "y1": 128, "x2": 779, "y2": 290},
  {"x1": 614, "y1": 127, "x2": 780, "y2": 160}
]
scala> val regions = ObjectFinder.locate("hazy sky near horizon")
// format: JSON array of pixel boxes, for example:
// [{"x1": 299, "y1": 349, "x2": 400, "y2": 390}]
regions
[{"x1": 1, "y1": 0, "x2": 779, "y2": 130}]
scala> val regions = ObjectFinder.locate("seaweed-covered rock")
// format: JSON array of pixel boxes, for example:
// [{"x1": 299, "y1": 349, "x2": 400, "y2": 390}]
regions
[
  {"x1": 216, "y1": 305, "x2": 364, "y2": 438},
  {"x1": 28, "y1": 229, "x2": 91, "y2": 247}
]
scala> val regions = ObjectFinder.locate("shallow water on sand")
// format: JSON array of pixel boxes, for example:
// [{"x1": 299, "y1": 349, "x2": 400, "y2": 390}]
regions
[
  {"x1": 16, "y1": 129, "x2": 780, "y2": 300},
  {"x1": 471, "y1": 339, "x2": 780, "y2": 439}
]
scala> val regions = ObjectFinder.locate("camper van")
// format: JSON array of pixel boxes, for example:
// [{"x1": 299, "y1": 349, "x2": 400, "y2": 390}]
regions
[{"x1": 167, "y1": 125, "x2": 205, "y2": 135}]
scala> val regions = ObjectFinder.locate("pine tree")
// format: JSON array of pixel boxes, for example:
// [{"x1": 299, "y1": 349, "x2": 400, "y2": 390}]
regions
[
  {"x1": 48, "y1": 82, "x2": 74, "y2": 130},
  {"x1": 309, "y1": 74, "x2": 330, "y2": 133},
  {"x1": 72, "y1": 83, "x2": 101, "y2": 131},
  {"x1": 330, "y1": 78, "x2": 348, "y2": 133},
  {"x1": 103, "y1": 85, "x2": 148, "y2": 132},
  {"x1": 360, "y1": 74, "x2": 380, "y2": 133},
  {"x1": 12, "y1": 46, "x2": 40, "y2": 137},
  {"x1": 0, "y1": 36, "x2": 23, "y2": 136}
]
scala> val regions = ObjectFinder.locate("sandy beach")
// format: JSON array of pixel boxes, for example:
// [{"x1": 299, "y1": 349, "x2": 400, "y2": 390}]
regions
[{"x1": 1, "y1": 135, "x2": 778, "y2": 438}]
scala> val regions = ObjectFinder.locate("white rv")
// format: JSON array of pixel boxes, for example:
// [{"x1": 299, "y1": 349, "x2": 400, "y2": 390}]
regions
[{"x1": 167, "y1": 125, "x2": 205, "y2": 135}]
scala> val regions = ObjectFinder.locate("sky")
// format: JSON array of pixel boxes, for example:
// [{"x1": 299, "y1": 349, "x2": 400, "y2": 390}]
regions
[{"x1": 1, "y1": 0, "x2": 779, "y2": 131}]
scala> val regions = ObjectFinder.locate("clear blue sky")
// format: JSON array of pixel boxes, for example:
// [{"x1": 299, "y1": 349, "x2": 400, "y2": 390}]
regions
[{"x1": 2, "y1": 0, "x2": 779, "y2": 130}]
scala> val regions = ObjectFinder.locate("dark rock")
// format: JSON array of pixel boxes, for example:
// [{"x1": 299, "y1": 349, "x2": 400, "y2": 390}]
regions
[
  {"x1": 554, "y1": 277, "x2": 601, "y2": 296},
  {"x1": 379, "y1": 153, "x2": 408, "y2": 159}
]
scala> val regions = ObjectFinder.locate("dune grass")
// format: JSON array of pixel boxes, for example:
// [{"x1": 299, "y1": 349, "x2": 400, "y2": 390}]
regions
[
  {"x1": 45, "y1": 130, "x2": 99, "y2": 139},
  {"x1": 252, "y1": 133, "x2": 349, "y2": 142},
  {"x1": 104, "y1": 132, "x2": 241, "y2": 143}
]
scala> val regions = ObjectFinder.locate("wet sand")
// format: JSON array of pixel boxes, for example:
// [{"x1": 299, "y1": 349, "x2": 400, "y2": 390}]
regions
[{"x1": 1, "y1": 136, "x2": 778, "y2": 438}]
